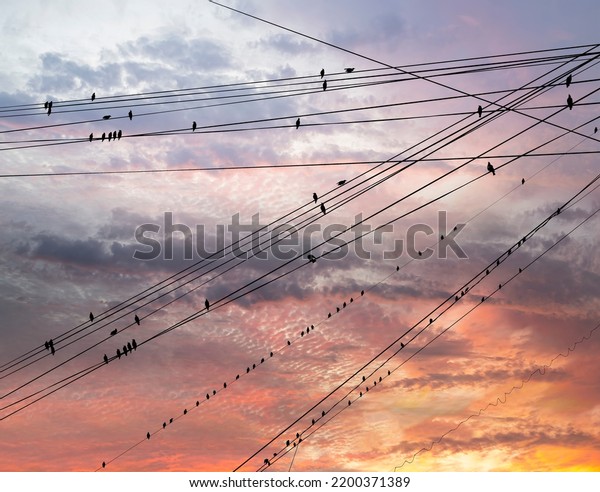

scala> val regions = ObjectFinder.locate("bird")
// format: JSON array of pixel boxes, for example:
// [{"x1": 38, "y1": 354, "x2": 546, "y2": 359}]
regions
[
  {"x1": 567, "y1": 94, "x2": 574, "y2": 110},
  {"x1": 361, "y1": 290, "x2": 364, "y2": 296},
  {"x1": 102, "y1": 115, "x2": 111, "y2": 120},
  {"x1": 307, "y1": 254, "x2": 317, "y2": 263},
  {"x1": 343, "y1": 302, "x2": 346, "y2": 308},
  {"x1": 47, "y1": 107, "x2": 52, "y2": 116},
  {"x1": 147, "y1": 432, "x2": 150, "y2": 440},
  {"x1": 566, "y1": 74, "x2": 572, "y2": 87},
  {"x1": 522, "y1": 178, "x2": 525, "y2": 185},
  {"x1": 122, "y1": 345, "x2": 128, "y2": 356},
  {"x1": 91, "y1": 92, "x2": 96, "y2": 102},
  {"x1": 44, "y1": 341, "x2": 50, "y2": 351},
  {"x1": 89, "y1": 312, "x2": 94, "y2": 322},
  {"x1": 345, "y1": 67, "x2": 355, "y2": 73},
  {"x1": 89, "y1": 133, "x2": 93, "y2": 142},
  {"x1": 205, "y1": 299, "x2": 210, "y2": 311},
  {"x1": 117, "y1": 130, "x2": 122, "y2": 140},
  {"x1": 320, "y1": 203, "x2": 326, "y2": 215},
  {"x1": 117, "y1": 348, "x2": 121, "y2": 359},
  {"x1": 163, "y1": 422, "x2": 166, "y2": 429},
  {"x1": 44, "y1": 101, "x2": 48, "y2": 109},
  {"x1": 192, "y1": 121, "x2": 197, "y2": 132},
  {"x1": 132, "y1": 339, "x2": 137, "y2": 350},
  {"x1": 337, "y1": 180, "x2": 346, "y2": 186},
  {"x1": 128, "y1": 110, "x2": 133, "y2": 120},
  {"x1": 101, "y1": 132, "x2": 106, "y2": 142},
  {"x1": 477, "y1": 105, "x2": 483, "y2": 117},
  {"x1": 108, "y1": 132, "x2": 112, "y2": 142},
  {"x1": 313, "y1": 192, "x2": 318, "y2": 204},
  {"x1": 184, "y1": 409, "x2": 187, "y2": 415},
  {"x1": 110, "y1": 328, "x2": 118, "y2": 336},
  {"x1": 295, "y1": 118, "x2": 300, "y2": 129},
  {"x1": 323, "y1": 80, "x2": 327, "y2": 91},
  {"x1": 595, "y1": 127, "x2": 598, "y2": 134},
  {"x1": 103, "y1": 354, "x2": 108, "y2": 364},
  {"x1": 102, "y1": 462, "x2": 105, "y2": 469},
  {"x1": 134, "y1": 314, "x2": 140, "y2": 325},
  {"x1": 127, "y1": 342, "x2": 133, "y2": 352},
  {"x1": 49, "y1": 339, "x2": 55, "y2": 355},
  {"x1": 49, "y1": 101, "x2": 53, "y2": 110},
  {"x1": 487, "y1": 162, "x2": 496, "y2": 175},
  {"x1": 320, "y1": 68, "x2": 324, "y2": 78}
]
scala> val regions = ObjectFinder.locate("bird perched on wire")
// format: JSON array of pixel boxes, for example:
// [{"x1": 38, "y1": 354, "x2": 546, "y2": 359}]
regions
[
  {"x1": 103, "y1": 115, "x2": 111, "y2": 120},
  {"x1": 295, "y1": 118, "x2": 300, "y2": 129},
  {"x1": 487, "y1": 162, "x2": 496, "y2": 175},
  {"x1": 307, "y1": 254, "x2": 317, "y2": 263},
  {"x1": 313, "y1": 192, "x2": 318, "y2": 204},
  {"x1": 323, "y1": 80, "x2": 327, "y2": 91},
  {"x1": 477, "y1": 105, "x2": 483, "y2": 117},
  {"x1": 89, "y1": 312, "x2": 94, "y2": 322},
  {"x1": 320, "y1": 203, "x2": 326, "y2": 215},
  {"x1": 110, "y1": 328, "x2": 117, "y2": 336},
  {"x1": 89, "y1": 133, "x2": 93, "y2": 142},
  {"x1": 103, "y1": 354, "x2": 108, "y2": 364},
  {"x1": 320, "y1": 68, "x2": 325, "y2": 78},
  {"x1": 117, "y1": 130, "x2": 122, "y2": 140},
  {"x1": 345, "y1": 67, "x2": 355, "y2": 73},
  {"x1": 91, "y1": 92, "x2": 96, "y2": 102},
  {"x1": 101, "y1": 132, "x2": 106, "y2": 142},
  {"x1": 205, "y1": 299, "x2": 210, "y2": 311},
  {"x1": 49, "y1": 339, "x2": 55, "y2": 355},
  {"x1": 108, "y1": 132, "x2": 113, "y2": 142},
  {"x1": 337, "y1": 180, "x2": 346, "y2": 186},
  {"x1": 134, "y1": 314, "x2": 140, "y2": 326},
  {"x1": 192, "y1": 121, "x2": 197, "y2": 132},
  {"x1": 567, "y1": 94, "x2": 574, "y2": 110},
  {"x1": 128, "y1": 110, "x2": 133, "y2": 120},
  {"x1": 566, "y1": 74, "x2": 572, "y2": 88},
  {"x1": 132, "y1": 339, "x2": 137, "y2": 351}
]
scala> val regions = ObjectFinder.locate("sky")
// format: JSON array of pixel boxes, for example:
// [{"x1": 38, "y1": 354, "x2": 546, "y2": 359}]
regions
[{"x1": 1, "y1": 0, "x2": 600, "y2": 472}]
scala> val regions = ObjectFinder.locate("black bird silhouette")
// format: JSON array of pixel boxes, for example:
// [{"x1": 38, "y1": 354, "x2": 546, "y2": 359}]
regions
[
  {"x1": 401, "y1": 342, "x2": 405, "y2": 348},
  {"x1": 103, "y1": 115, "x2": 111, "y2": 120},
  {"x1": 122, "y1": 345, "x2": 128, "y2": 356},
  {"x1": 127, "y1": 342, "x2": 133, "y2": 352},
  {"x1": 49, "y1": 339, "x2": 55, "y2": 355},
  {"x1": 487, "y1": 162, "x2": 496, "y2": 175},
  {"x1": 89, "y1": 133, "x2": 93, "y2": 142},
  {"x1": 322, "y1": 80, "x2": 327, "y2": 91},
  {"x1": 345, "y1": 67, "x2": 355, "y2": 73},
  {"x1": 307, "y1": 254, "x2": 317, "y2": 263},
  {"x1": 163, "y1": 422, "x2": 167, "y2": 429},
  {"x1": 337, "y1": 180, "x2": 346, "y2": 186},
  {"x1": 101, "y1": 132, "x2": 106, "y2": 142},
  {"x1": 47, "y1": 107, "x2": 52, "y2": 116},
  {"x1": 430, "y1": 318, "x2": 433, "y2": 323},
  {"x1": 102, "y1": 462, "x2": 105, "y2": 468},
  {"x1": 336, "y1": 307, "x2": 340, "y2": 313},
  {"x1": 134, "y1": 314, "x2": 140, "y2": 325},
  {"x1": 45, "y1": 341, "x2": 50, "y2": 351},
  {"x1": 477, "y1": 105, "x2": 483, "y2": 117},
  {"x1": 566, "y1": 74, "x2": 572, "y2": 87},
  {"x1": 595, "y1": 127, "x2": 598, "y2": 134},
  {"x1": 361, "y1": 289, "x2": 364, "y2": 295},
  {"x1": 320, "y1": 203, "x2": 326, "y2": 215},
  {"x1": 108, "y1": 132, "x2": 112, "y2": 142},
  {"x1": 117, "y1": 130, "x2": 122, "y2": 140},
  {"x1": 313, "y1": 192, "x2": 318, "y2": 204},
  {"x1": 522, "y1": 178, "x2": 525, "y2": 185},
  {"x1": 44, "y1": 101, "x2": 48, "y2": 109},
  {"x1": 295, "y1": 118, "x2": 300, "y2": 129},
  {"x1": 567, "y1": 94, "x2": 574, "y2": 110},
  {"x1": 320, "y1": 68, "x2": 325, "y2": 78},
  {"x1": 192, "y1": 121, "x2": 197, "y2": 132},
  {"x1": 89, "y1": 312, "x2": 94, "y2": 322},
  {"x1": 132, "y1": 339, "x2": 137, "y2": 350},
  {"x1": 110, "y1": 328, "x2": 117, "y2": 336},
  {"x1": 128, "y1": 110, "x2": 133, "y2": 120},
  {"x1": 343, "y1": 302, "x2": 346, "y2": 308},
  {"x1": 91, "y1": 92, "x2": 96, "y2": 102},
  {"x1": 103, "y1": 354, "x2": 108, "y2": 364},
  {"x1": 49, "y1": 101, "x2": 53, "y2": 110},
  {"x1": 117, "y1": 348, "x2": 121, "y2": 359},
  {"x1": 147, "y1": 432, "x2": 150, "y2": 440},
  {"x1": 205, "y1": 299, "x2": 210, "y2": 311}
]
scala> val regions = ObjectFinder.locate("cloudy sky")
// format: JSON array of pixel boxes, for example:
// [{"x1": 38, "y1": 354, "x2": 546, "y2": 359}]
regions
[{"x1": 1, "y1": 0, "x2": 600, "y2": 472}]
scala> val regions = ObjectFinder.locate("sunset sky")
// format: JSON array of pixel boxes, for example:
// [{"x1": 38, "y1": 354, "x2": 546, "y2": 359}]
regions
[{"x1": 1, "y1": 0, "x2": 600, "y2": 472}]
